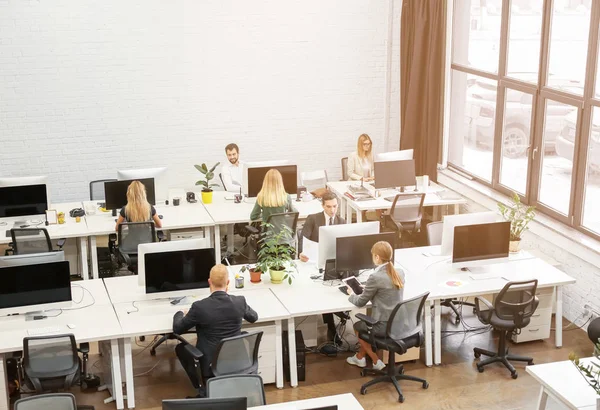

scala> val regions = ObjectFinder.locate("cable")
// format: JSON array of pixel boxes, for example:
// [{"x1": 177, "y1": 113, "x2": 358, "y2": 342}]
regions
[
  {"x1": 133, "y1": 335, "x2": 160, "y2": 357},
  {"x1": 133, "y1": 360, "x2": 162, "y2": 377},
  {"x1": 127, "y1": 301, "x2": 139, "y2": 314},
  {"x1": 59, "y1": 285, "x2": 96, "y2": 310},
  {"x1": 551, "y1": 314, "x2": 592, "y2": 332}
]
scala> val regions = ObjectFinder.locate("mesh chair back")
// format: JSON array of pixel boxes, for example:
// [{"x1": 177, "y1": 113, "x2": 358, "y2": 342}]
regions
[
  {"x1": 11, "y1": 228, "x2": 53, "y2": 255},
  {"x1": 426, "y1": 221, "x2": 443, "y2": 246},
  {"x1": 207, "y1": 375, "x2": 266, "y2": 407},
  {"x1": 89, "y1": 179, "x2": 117, "y2": 201},
  {"x1": 14, "y1": 393, "x2": 77, "y2": 410},
  {"x1": 211, "y1": 331, "x2": 263, "y2": 376},
  {"x1": 219, "y1": 173, "x2": 226, "y2": 190},
  {"x1": 118, "y1": 222, "x2": 156, "y2": 255},
  {"x1": 265, "y1": 212, "x2": 299, "y2": 246},
  {"x1": 341, "y1": 157, "x2": 349, "y2": 180},
  {"x1": 387, "y1": 292, "x2": 430, "y2": 342},
  {"x1": 23, "y1": 334, "x2": 80, "y2": 392},
  {"x1": 300, "y1": 170, "x2": 328, "y2": 192},
  {"x1": 389, "y1": 194, "x2": 426, "y2": 228},
  {"x1": 494, "y1": 280, "x2": 538, "y2": 328}
]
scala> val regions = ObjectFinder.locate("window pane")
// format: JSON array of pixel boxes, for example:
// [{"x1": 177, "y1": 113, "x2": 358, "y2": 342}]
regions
[
  {"x1": 539, "y1": 99, "x2": 577, "y2": 215},
  {"x1": 547, "y1": 1, "x2": 591, "y2": 94},
  {"x1": 499, "y1": 89, "x2": 534, "y2": 194},
  {"x1": 506, "y1": 1, "x2": 543, "y2": 82},
  {"x1": 453, "y1": 0, "x2": 502, "y2": 73},
  {"x1": 448, "y1": 71, "x2": 496, "y2": 182},
  {"x1": 582, "y1": 107, "x2": 600, "y2": 234}
]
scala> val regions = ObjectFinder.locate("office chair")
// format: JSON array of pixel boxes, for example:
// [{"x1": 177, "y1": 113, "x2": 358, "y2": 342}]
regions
[
  {"x1": 89, "y1": 179, "x2": 117, "y2": 201},
  {"x1": 341, "y1": 157, "x2": 348, "y2": 181},
  {"x1": 7, "y1": 228, "x2": 65, "y2": 256},
  {"x1": 245, "y1": 212, "x2": 299, "y2": 262},
  {"x1": 300, "y1": 170, "x2": 328, "y2": 192},
  {"x1": 219, "y1": 173, "x2": 226, "y2": 191},
  {"x1": 473, "y1": 279, "x2": 539, "y2": 379},
  {"x1": 110, "y1": 221, "x2": 158, "y2": 274},
  {"x1": 14, "y1": 393, "x2": 94, "y2": 410},
  {"x1": 354, "y1": 292, "x2": 430, "y2": 403},
  {"x1": 382, "y1": 193, "x2": 426, "y2": 248},
  {"x1": 207, "y1": 375, "x2": 266, "y2": 407}
]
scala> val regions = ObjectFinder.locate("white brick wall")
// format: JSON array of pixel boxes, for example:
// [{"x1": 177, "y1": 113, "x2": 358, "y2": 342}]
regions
[{"x1": 0, "y1": 0, "x2": 402, "y2": 202}]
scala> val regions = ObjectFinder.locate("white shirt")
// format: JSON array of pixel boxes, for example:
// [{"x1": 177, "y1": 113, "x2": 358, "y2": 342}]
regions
[
  {"x1": 324, "y1": 211, "x2": 335, "y2": 226},
  {"x1": 222, "y1": 160, "x2": 243, "y2": 193},
  {"x1": 361, "y1": 157, "x2": 371, "y2": 178}
]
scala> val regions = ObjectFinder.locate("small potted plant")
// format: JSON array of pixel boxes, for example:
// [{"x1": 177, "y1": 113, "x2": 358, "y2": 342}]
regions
[
  {"x1": 241, "y1": 264, "x2": 262, "y2": 283},
  {"x1": 256, "y1": 223, "x2": 297, "y2": 284},
  {"x1": 498, "y1": 192, "x2": 535, "y2": 253},
  {"x1": 194, "y1": 162, "x2": 220, "y2": 204},
  {"x1": 570, "y1": 346, "x2": 600, "y2": 409}
]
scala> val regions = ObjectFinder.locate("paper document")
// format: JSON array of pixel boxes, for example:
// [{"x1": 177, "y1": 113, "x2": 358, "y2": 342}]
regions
[{"x1": 302, "y1": 237, "x2": 319, "y2": 262}]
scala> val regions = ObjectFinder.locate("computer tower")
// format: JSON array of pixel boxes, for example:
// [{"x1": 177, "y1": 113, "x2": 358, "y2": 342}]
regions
[{"x1": 282, "y1": 330, "x2": 306, "y2": 382}]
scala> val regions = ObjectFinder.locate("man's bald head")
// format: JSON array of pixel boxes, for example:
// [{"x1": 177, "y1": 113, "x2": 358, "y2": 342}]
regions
[{"x1": 209, "y1": 264, "x2": 229, "y2": 290}]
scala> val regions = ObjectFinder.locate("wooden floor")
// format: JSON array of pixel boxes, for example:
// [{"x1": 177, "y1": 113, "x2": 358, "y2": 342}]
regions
[{"x1": 64, "y1": 311, "x2": 592, "y2": 410}]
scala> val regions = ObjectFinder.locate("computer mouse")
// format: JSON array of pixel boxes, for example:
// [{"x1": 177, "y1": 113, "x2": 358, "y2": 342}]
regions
[{"x1": 158, "y1": 214, "x2": 163, "y2": 219}]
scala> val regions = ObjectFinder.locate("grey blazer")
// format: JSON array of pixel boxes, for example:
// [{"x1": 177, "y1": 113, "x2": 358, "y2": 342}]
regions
[{"x1": 349, "y1": 263, "x2": 405, "y2": 323}]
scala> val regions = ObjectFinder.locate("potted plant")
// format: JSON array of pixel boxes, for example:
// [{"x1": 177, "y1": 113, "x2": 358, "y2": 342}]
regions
[
  {"x1": 256, "y1": 223, "x2": 297, "y2": 284},
  {"x1": 194, "y1": 162, "x2": 220, "y2": 204},
  {"x1": 570, "y1": 346, "x2": 600, "y2": 409},
  {"x1": 497, "y1": 192, "x2": 535, "y2": 253},
  {"x1": 240, "y1": 264, "x2": 262, "y2": 283}
]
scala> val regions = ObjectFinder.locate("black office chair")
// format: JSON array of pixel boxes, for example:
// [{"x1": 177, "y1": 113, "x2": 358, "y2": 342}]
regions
[
  {"x1": 245, "y1": 212, "x2": 299, "y2": 262},
  {"x1": 382, "y1": 193, "x2": 426, "y2": 248},
  {"x1": 207, "y1": 375, "x2": 266, "y2": 407},
  {"x1": 219, "y1": 173, "x2": 227, "y2": 191},
  {"x1": 111, "y1": 222, "x2": 157, "y2": 274},
  {"x1": 341, "y1": 157, "x2": 349, "y2": 181},
  {"x1": 6, "y1": 228, "x2": 65, "y2": 256},
  {"x1": 14, "y1": 393, "x2": 94, "y2": 410},
  {"x1": 473, "y1": 279, "x2": 539, "y2": 379},
  {"x1": 354, "y1": 292, "x2": 430, "y2": 403},
  {"x1": 89, "y1": 179, "x2": 117, "y2": 201}
]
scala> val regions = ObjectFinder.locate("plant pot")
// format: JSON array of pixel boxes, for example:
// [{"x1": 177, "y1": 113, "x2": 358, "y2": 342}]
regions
[
  {"x1": 509, "y1": 239, "x2": 521, "y2": 253},
  {"x1": 249, "y1": 268, "x2": 262, "y2": 283},
  {"x1": 269, "y1": 269, "x2": 286, "y2": 284},
  {"x1": 201, "y1": 190, "x2": 213, "y2": 204}
]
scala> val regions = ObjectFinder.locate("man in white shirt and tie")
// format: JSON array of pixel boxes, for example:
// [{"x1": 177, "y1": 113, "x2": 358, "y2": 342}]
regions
[{"x1": 222, "y1": 143, "x2": 243, "y2": 193}]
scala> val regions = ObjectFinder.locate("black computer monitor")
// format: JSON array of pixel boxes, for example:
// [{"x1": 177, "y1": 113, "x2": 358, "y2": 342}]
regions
[
  {"x1": 374, "y1": 159, "x2": 416, "y2": 190},
  {"x1": 0, "y1": 261, "x2": 71, "y2": 311},
  {"x1": 247, "y1": 165, "x2": 297, "y2": 197},
  {"x1": 104, "y1": 178, "x2": 156, "y2": 210},
  {"x1": 144, "y1": 248, "x2": 215, "y2": 294},
  {"x1": 0, "y1": 184, "x2": 48, "y2": 218},
  {"x1": 162, "y1": 397, "x2": 247, "y2": 410},
  {"x1": 335, "y1": 232, "x2": 396, "y2": 272},
  {"x1": 452, "y1": 221, "x2": 510, "y2": 267},
  {"x1": 306, "y1": 407, "x2": 338, "y2": 410}
]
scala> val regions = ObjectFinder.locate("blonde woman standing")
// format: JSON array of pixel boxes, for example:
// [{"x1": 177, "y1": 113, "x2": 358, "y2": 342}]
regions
[
  {"x1": 250, "y1": 169, "x2": 297, "y2": 222},
  {"x1": 347, "y1": 133, "x2": 375, "y2": 181},
  {"x1": 115, "y1": 180, "x2": 162, "y2": 231}
]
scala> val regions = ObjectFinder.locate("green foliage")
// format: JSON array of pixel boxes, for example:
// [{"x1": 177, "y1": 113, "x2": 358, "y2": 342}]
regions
[
  {"x1": 497, "y1": 192, "x2": 535, "y2": 241},
  {"x1": 570, "y1": 343, "x2": 600, "y2": 395},
  {"x1": 194, "y1": 162, "x2": 220, "y2": 192},
  {"x1": 256, "y1": 222, "x2": 297, "y2": 284}
]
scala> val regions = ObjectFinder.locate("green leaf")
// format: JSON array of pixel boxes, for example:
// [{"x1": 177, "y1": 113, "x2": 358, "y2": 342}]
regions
[
  {"x1": 194, "y1": 164, "x2": 207, "y2": 174},
  {"x1": 206, "y1": 172, "x2": 214, "y2": 180},
  {"x1": 201, "y1": 163, "x2": 208, "y2": 172},
  {"x1": 195, "y1": 180, "x2": 208, "y2": 187},
  {"x1": 209, "y1": 162, "x2": 220, "y2": 173}
]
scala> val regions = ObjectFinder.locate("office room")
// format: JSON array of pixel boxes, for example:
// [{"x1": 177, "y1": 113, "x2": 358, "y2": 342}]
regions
[{"x1": 0, "y1": 0, "x2": 598, "y2": 409}]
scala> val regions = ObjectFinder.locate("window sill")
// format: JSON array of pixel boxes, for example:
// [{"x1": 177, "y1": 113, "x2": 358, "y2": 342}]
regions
[{"x1": 437, "y1": 168, "x2": 600, "y2": 269}]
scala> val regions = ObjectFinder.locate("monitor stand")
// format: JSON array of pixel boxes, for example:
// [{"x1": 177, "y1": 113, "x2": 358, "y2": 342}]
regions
[
  {"x1": 169, "y1": 296, "x2": 190, "y2": 306},
  {"x1": 461, "y1": 266, "x2": 491, "y2": 274}
]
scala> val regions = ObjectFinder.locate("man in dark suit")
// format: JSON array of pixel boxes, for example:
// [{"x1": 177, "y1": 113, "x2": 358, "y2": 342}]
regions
[{"x1": 173, "y1": 264, "x2": 258, "y2": 394}]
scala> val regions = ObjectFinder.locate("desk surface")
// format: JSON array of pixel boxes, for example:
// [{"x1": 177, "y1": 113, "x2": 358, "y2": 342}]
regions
[
  {"x1": 526, "y1": 358, "x2": 599, "y2": 410},
  {"x1": 249, "y1": 393, "x2": 364, "y2": 410}
]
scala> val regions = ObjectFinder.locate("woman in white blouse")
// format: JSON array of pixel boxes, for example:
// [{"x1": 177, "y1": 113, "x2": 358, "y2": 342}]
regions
[{"x1": 347, "y1": 134, "x2": 375, "y2": 181}]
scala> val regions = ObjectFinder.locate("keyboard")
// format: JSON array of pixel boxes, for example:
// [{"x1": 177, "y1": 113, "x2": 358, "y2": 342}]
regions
[{"x1": 28, "y1": 326, "x2": 62, "y2": 336}]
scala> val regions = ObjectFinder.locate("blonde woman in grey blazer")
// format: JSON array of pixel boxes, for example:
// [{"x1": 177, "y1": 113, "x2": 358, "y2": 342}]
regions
[{"x1": 346, "y1": 241, "x2": 405, "y2": 371}]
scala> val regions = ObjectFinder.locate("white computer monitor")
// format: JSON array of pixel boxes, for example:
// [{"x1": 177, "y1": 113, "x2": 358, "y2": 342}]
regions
[
  {"x1": 318, "y1": 221, "x2": 380, "y2": 269},
  {"x1": 242, "y1": 160, "x2": 294, "y2": 197},
  {"x1": 440, "y1": 211, "x2": 499, "y2": 256},
  {"x1": 117, "y1": 167, "x2": 168, "y2": 204},
  {"x1": 0, "y1": 251, "x2": 64, "y2": 268},
  {"x1": 0, "y1": 176, "x2": 50, "y2": 212},
  {"x1": 138, "y1": 238, "x2": 213, "y2": 300},
  {"x1": 375, "y1": 149, "x2": 414, "y2": 162},
  {"x1": 452, "y1": 221, "x2": 510, "y2": 270}
]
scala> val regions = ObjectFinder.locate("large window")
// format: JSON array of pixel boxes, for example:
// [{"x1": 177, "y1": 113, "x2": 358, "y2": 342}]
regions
[{"x1": 448, "y1": 0, "x2": 600, "y2": 239}]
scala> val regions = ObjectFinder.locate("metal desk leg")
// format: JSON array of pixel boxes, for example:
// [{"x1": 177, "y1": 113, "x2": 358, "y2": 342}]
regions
[
  {"x1": 454, "y1": 204, "x2": 460, "y2": 215},
  {"x1": 275, "y1": 320, "x2": 284, "y2": 389},
  {"x1": 434, "y1": 299, "x2": 441, "y2": 365},
  {"x1": 555, "y1": 286, "x2": 563, "y2": 348},
  {"x1": 288, "y1": 318, "x2": 298, "y2": 387},
  {"x1": 90, "y1": 235, "x2": 99, "y2": 280},
  {"x1": 339, "y1": 197, "x2": 347, "y2": 220},
  {"x1": 227, "y1": 224, "x2": 234, "y2": 254},
  {"x1": 424, "y1": 300, "x2": 432, "y2": 367},
  {"x1": 0, "y1": 354, "x2": 9, "y2": 410},
  {"x1": 214, "y1": 225, "x2": 221, "y2": 264},
  {"x1": 346, "y1": 201, "x2": 353, "y2": 224},
  {"x1": 123, "y1": 338, "x2": 135, "y2": 409},
  {"x1": 79, "y1": 236, "x2": 89, "y2": 280},
  {"x1": 356, "y1": 206, "x2": 363, "y2": 223},
  {"x1": 536, "y1": 386, "x2": 548, "y2": 410},
  {"x1": 110, "y1": 339, "x2": 124, "y2": 410}
]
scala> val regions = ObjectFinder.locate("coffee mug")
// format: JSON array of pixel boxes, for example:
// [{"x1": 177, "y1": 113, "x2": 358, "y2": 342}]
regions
[
  {"x1": 234, "y1": 194, "x2": 242, "y2": 203},
  {"x1": 173, "y1": 197, "x2": 181, "y2": 206}
]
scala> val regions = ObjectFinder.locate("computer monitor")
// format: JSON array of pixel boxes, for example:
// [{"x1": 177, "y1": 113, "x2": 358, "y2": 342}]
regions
[
  {"x1": 242, "y1": 160, "x2": 294, "y2": 197},
  {"x1": 0, "y1": 175, "x2": 48, "y2": 187},
  {"x1": 138, "y1": 239, "x2": 215, "y2": 299},
  {"x1": 0, "y1": 184, "x2": 48, "y2": 218},
  {"x1": 452, "y1": 221, "x2": 510, "y2": 269},
  {"x1": 162, "y1": 397, "x2": 247, "y2": 410},
  {"x1": 335, "y1": 232, "x2": 396, "y2": 272},
  {"x1": 117, "y1": 167, "x2": 167, "y2": 203},
  {"x1": 318, "y1": 221, "x2": 380, "y2": 269},
  {"x1": 0, "y1": 261, "x2": 72, "y2": 315},
  {"x1": 0, "y1": 251, "x2": 64, "y2": 268},
  {"x1": 440, "y1": 211, "x2": 498, "y2": 256},
  {"x1": 374, "y1": 159, "x2": 416, "y2": 190},
  {"x1": 375, "y1": 149, "x2": 414, "y2": 162},
  {"x1": 104, "y1": 178, "x2": 156, "y2": 211}
]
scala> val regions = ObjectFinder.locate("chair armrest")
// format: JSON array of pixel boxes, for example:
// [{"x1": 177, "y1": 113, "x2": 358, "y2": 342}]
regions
[
  {"x1": 56, "y1": 238, "x2": 66, "y2": 249},
  {"x1": 78, "y1": 342, "x2": 90, "y2": 355},
  {"x1": 183, "y1": 343, "x2": 204, "y2": 361},
  {"x1": 157, "y1": 231, "x2": 166, "y2": 242},
  {"x1": 474, "y1": 296, "x2": 494, "y2": 323},
  {"x1": 245, "y1": 224, "x2": 259, "y2": 235},
  {"x1": 108, "y1": 233, "x2": 117, "y2": 242},
  {"x1": 355, "y1": 313, "x2": 379, "y2": 327}
]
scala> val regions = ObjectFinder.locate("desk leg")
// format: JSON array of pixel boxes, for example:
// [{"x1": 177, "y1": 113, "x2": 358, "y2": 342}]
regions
[
  {"x1": 227, "y1": 224, "x2": 234, "y2": 254},
  {"x1": 454, "y1": 204, "x2": 460, "y2": 215},
  {"x1": 434, "y1": 299, "x2": 441, "y2": 365},
  {"x1": 536, "y1": 386, "x2": 548, "y2": 410},
  {"x1": 433, "y1": 206, "x2": 440, "y2": 221},
  {"x1": 339, "y1": 197, "x2": 346, "y2": 221},
  {"x1": 90, "y1": 235, "x2": 99, "y2": 280},
  {"x1": 555, "y1": 286, "x2": 563, "y2": 348},
  {"x1": 424, "y1": 300, "x2": 432, "y2": 367},
  {"x1": 214, "y1": 225, "x2": 221, "y2": 264},
  {"x1": 110, "y1": 339, "x2": 124, "y2": 410},
  {"x1": 356, "y1": 207, "x2": 363, "y2": 223},
  {"x1": 275, "y1": 320, "x2": 284, "y2": 389},
  {"x1": 0, "y1": 354, "x2": 8, "y2": 410},
  {"x1": 346, "y1": 201, "x2": 352, "y2": 224},
  {"x1": 288, "y1": 318, "x2": 298, "y2": 387},
  {"x1": 123, "y1": 338, "x2": 135, "y2": 409},
  {"x1": 79, "y1": 236, "x2": 89, "y2": 280}
]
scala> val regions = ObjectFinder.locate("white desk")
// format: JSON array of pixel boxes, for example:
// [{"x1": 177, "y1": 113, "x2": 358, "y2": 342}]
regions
[
  {"x1": 527, "y1": 358, "x2": 599, "y2": 410},
  {"x1": 249, "y1": 393, "x2": 364, "y2": 409}
]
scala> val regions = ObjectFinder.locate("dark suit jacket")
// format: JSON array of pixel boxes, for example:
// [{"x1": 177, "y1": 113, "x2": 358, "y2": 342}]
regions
[
  {"x1": 302, "y1": 212, "x2": 345, "y2": 243},
  {"x1": 172, "y1": 291, "x2": 258, "y2": 375}
]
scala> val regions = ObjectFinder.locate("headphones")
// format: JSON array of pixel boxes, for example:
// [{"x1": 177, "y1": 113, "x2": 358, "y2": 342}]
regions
[{"x1": 69, "y1": 208, "x2": 86, "y2": 218}]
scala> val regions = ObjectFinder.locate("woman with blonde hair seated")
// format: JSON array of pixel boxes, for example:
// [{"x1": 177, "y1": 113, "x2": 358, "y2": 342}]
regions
[
  {"x1": 115, "y1": 180, "x2": 162, "y2": 231},
  {"x1": 250, "y1": 169, "x2": 297, "y2": 222},
  {"x1": 347, "y1": 133, "x2": 375, "y2": 181}
]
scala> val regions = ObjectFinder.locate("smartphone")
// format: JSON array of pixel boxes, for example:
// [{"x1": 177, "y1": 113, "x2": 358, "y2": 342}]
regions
[{"x1": 342, "y1": 276, "x2": 364, "y2": 295}]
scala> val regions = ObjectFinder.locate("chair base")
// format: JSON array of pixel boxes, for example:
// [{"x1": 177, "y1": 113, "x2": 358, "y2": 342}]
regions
[
  {"x1": 441, "y1": 299, "x2": 475, "y2": 325},
  {"x1": 149, "y1": 334, "x2": 173, "y2": 356},
  {"x1": 474, "y1": 331, "x2": 534, "y2": 379},
  {"x1": 359, "y1": 363, "x2": 428, "y2": 403}
]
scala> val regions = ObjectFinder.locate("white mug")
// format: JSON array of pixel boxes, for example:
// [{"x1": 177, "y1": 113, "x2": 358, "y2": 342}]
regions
[{"x1": 421, "y1": 175, "x2": 429, "y2": 192}]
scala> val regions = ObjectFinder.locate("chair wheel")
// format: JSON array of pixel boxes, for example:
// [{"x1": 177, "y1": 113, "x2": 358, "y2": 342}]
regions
[
  {"x1": 360, "y1": 387, "x2": 367, "y2": 395},
  {"x1": 454, "y1": 317, "x2": 460, "y2": 325},
  {"x1": 477, "y1": 364, "x2": 484, "y2": 373},
  {"x1": 139, "y1": 336, "x2": 145, "y2": 342},
  {"x1": 360, "y1": 369, "x2": 367, "y2": 377},
  {"x1": 81, "y1": 381, "x2": 88, "y2": 390},
  {"x1": 150, "y1": 349, "x2": 156, "y2": 356},
  {"x1": 474, "y1": 352, "x2": 481, "y2": 359},
  {"x1": 422, "y1": 381, "x2": 429, "y2": 389},
  {"x1": 511, "y1": 371, "x2": 518, "y2": 379},
  {"x1": 398, "y1": 395, "x2": 405, "y2": 403}
]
